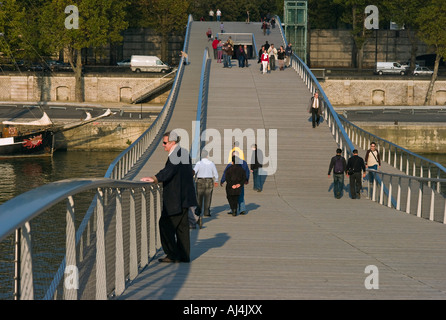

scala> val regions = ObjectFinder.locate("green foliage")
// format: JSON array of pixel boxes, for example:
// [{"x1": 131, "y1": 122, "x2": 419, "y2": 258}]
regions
[
  {"x1": 0, "y1": 0, "x2": 26, "y2": 61},
  {"x1": 417, "y1": 0, "x2": 446, "y2": 58}
]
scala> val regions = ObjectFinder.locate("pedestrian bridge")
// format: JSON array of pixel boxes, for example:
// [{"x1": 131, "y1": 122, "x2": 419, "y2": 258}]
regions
[{"x1": 1, "y1": 16, "x2": 446, "y2": 301}]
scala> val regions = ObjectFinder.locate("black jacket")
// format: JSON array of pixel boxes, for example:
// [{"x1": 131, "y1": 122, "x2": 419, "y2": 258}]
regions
[
  {"x1": 155, "y1": 146, "x2": 198, "y2": 216},
  {"x1": 346, "y1": 155, "x2": 366, "y2": 174},
  {"x1": 225, "y1": 164, "x2": 247, "y2": 196}
]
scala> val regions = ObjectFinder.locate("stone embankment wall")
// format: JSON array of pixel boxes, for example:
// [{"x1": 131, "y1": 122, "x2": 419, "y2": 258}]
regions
[
  {"x1": 54, "y1": 119, "x2": 155, "y2": 151},
  {"x1": 0, "y1": 75, "x2": 170, "y2": 104},
  {"x1": 321, "y1": 79, "x2": 446, "y2": 106},
  {"x1": 355, "y1": 123, "x2": 446, "y2": 154}
]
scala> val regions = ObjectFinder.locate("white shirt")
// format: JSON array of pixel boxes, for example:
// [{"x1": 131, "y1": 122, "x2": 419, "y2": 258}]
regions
[{"x1": 194, "y1": 158, "x2": 218, "y2": 182}]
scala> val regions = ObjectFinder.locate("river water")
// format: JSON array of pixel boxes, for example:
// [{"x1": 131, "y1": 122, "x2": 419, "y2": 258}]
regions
[{"x1": 0, "y1": 150, "x2": 120, "y2": 300}]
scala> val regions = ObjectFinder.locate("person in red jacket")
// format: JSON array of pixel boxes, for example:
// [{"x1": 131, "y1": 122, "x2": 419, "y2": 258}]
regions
[{"x1": 260, "y1": 47, "x2": 269, "y2": 74}]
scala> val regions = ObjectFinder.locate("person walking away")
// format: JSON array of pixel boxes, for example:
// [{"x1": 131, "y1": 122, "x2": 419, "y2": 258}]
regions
[
  {"x1": 345, "y1": 149, "x2": 366, "y2": 199},
  {"x1": 268, "y1": 44, "x2": 277, "y2": 71},
  {"x1": 277, "y1": 45, "x2": 285, "y2": 70},
  {"x1": 364, "y1": 142, "x2": 381, "y2": 184},
  {"x1": 328, "y1": 148, "x2": 347, "y2": 199},
  {"x1": 285, "y1": 43, "x2": 293, "y2": 68},
  {"x1": 222, "y1": 41, "x2": 228, "y2": 67},
  {"x1": 223, "y1": 156, "x2": 247, "y2": 216},
  {"x1": 220, "y1": 22, "x2": 224, "y2": 34},
  {"x1": 243, "y1": 45, "x2": 249, "y2": 67},
  {"x1": 140, "y1": 131, "x2": 197, "y2": 263},
  {"x1": 236, "y1": 46, "x2": 245, "y2": 68},
  {"x1": 217, "y1": 40, "x2": 223, "y2": 63},
  {"x1": 250, "y1": 144, "x2": 264, "y2": 192},
  {"x1": 261, "y1": 48, "x2": 269, "y2": 74},
  {"x1": 308, "y1": 91, "x2": 322, "y2": 128},
  {"x1": 226, "y1": 43, "x2": 233, "y2": 68},
  {"x1": 212, "y1": 37, "x2": 219, "y2": 59},
  {"x1": 193, "y1": 150, "x2": 219, "y2": 222},
  {"x1": 206, "y1": 27, "x2": 212, "y2": 41},
  {"x1": 262, "y1": 19, "x2": 267, "y2": 36}
]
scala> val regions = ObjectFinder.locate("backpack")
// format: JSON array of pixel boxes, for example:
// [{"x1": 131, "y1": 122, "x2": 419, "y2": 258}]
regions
[{"x1": 334, "y1": 156, "x2": 344, "y2": 174}]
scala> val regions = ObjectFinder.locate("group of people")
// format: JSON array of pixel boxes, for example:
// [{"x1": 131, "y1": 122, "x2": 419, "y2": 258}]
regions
[
  {"x1": 259, "y1": 42, "x2": 293, "y2": 74},
  {"x1": 261, "y1": 16, "x2": 276, "y2": 36},
  {"x1": 140, "y1": 133, "x2": 264, "y2": 264},
  {"x1": 328, "y1": 142, "x2": 381, "y2": 199},
  {"x1": 211, "y1": 36, "x2": 249, "y2": 68},
  {"x1": 208, "y1": 9, "x2": 222, "y2": 21}
]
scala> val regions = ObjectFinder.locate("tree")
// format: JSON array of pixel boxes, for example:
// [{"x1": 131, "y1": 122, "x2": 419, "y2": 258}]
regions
[
  {"x1": 416, "y1": 0, "x2": 446, "y2": 105},
  {"x1": 134, "y1": 0, "x2": 190, "y2": 64},
  {"x1": 381, "y1": 0, "x2": 424, "y2": 73},
  {"x1": 334, "y1": 0, "x2": 373, "y2": 70},
  {"x1": 39, "y1": 0, "x2": 129, "y2": 102},
  {"x1": 0, "y1": 0, "x2": 26, "y2": 67}
]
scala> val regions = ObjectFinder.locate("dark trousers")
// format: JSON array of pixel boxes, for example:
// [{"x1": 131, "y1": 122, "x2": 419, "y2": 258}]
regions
[
  {"x1": 270, "y1": 56, "x2": 275, "y2": 70},
  {"x1": 159, "y1": 208, "x2": 190, "y2": 262},
  {"x1": 227, "y1": 194, "x2": 239, "y2": 212},
  {"x1": 196, "y1": 178, "x2": 214, "y2": 216},
  {"x1": 333, "y1": 173, "x2": 344, "y2": 198},
  {"x1": 349, "y1": 172, "x2": 362, "y2": 199},
  {"x1": 311, "y1": 107, "x2": 320, "y2": 127}
]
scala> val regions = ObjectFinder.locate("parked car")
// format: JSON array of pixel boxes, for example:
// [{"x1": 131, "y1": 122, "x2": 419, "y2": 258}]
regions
[
  {"x1": 375, "y1": 62, "x2": 406, "y2": 75},
  {"x1": 130, "y1": 55, "x2": 172, "y2": 73},
  {"x1": 413, "y1": 66, "x2": 434, "y2": 76},
  {"x1": 117, "y1": 59, "x2": 130, "y2": 67}
]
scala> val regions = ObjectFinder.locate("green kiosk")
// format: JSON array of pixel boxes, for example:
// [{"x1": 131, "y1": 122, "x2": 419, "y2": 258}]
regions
[{"x1": 283, "y1": 0, "x2": 308, "y2": 63}]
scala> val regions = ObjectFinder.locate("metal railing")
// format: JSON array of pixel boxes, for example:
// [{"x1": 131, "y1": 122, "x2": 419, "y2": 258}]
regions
[
  {"x1": 276, "y1": 16, "x2": 446, "y2": 223},
  {"x1": 366, "y1": 170, "x2": 446, "y2": 223},
  {"x1": 276, "y1": 15, "x2": 355, "y2": 159},
  {"x1": 340, "y1": 117, "x2": 446, "y2": 193},
  {"x1": 0, "y1": 179, "x2": 162, "y2": 299},
  {"x1": 191, "y1": 48, "x2": 212, "y2": 163},
  {"x1": 0, "y1": 15, "x2": 195, "y2": 300}
]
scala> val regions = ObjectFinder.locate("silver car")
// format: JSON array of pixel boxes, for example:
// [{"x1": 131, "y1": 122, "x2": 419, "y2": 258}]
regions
[{"x1": 413, "y1": 66, "x2": 433, "y2": 76}]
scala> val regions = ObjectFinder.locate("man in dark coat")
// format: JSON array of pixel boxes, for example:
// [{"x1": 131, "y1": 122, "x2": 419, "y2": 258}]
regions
[
  {"x1": 308, "y1": 91, "x2": 323, "y2": 128},
  {"x1": 222, "y1": 156, "x2": 247, "y2": 216},
  {"x1": 140, "y1": 131, "x2": 197, "y2": 263},
  {"x1": 345, "y1": 149, "x2": 366, "y2": 199}
]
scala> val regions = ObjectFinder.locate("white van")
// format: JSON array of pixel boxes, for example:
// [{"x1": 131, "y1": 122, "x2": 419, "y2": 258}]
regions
[
  {"x1": 375, "y1": 62, "x2": 406, "y2": 75},
  {"x1": 130, "y1": 55, "x2": 172, "y2": 73}
]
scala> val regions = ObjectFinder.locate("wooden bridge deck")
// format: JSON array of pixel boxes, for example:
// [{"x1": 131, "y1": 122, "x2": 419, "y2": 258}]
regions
[{"x1": 121, "y1": 21, "x2": 446, "y2": 300}]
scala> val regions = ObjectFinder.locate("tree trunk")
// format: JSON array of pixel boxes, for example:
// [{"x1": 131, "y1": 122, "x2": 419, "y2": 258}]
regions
[
  {"x1": 74, "y1": 50, "x2": 84, "y2": 102},
  {"x1": 406, "y1": 28, "x2": 418, "y2": 73},
  {"x1": 424, "y1": 54, "x2": 441, "y2": 106}
]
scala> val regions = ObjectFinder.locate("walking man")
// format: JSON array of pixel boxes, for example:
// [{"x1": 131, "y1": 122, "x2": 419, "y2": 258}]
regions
[
  {"x1": 308, "y1": 91, "x2": 322, "y2": 128},
  {"x1": 346, "y1": 149, "x2": 366, "y2": 199},
  {"x1": 328, "y1": 148, "x2": 347, "y2": 199},
  {"x1": 193, "y1": 150, "x2": 219, "y2": 222},
  {"x1": 140, "y1": 131, "x2": 197, "y2": 263}
]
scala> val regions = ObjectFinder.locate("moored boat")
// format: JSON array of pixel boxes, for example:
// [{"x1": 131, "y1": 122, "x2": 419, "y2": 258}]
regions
[{"x1": 0, "y1": 108, "x2": 114, "y2": 158}]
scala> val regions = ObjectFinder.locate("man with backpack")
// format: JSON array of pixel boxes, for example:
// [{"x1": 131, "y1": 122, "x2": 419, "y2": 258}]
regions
[{"x1": 328, "y1": 148, "x2": 347, "y2": 199}]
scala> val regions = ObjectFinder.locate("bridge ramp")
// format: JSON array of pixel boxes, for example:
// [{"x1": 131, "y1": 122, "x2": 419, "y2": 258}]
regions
[{"x1": 124, "y1": 22, "x2": 446, "y2": 300}]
